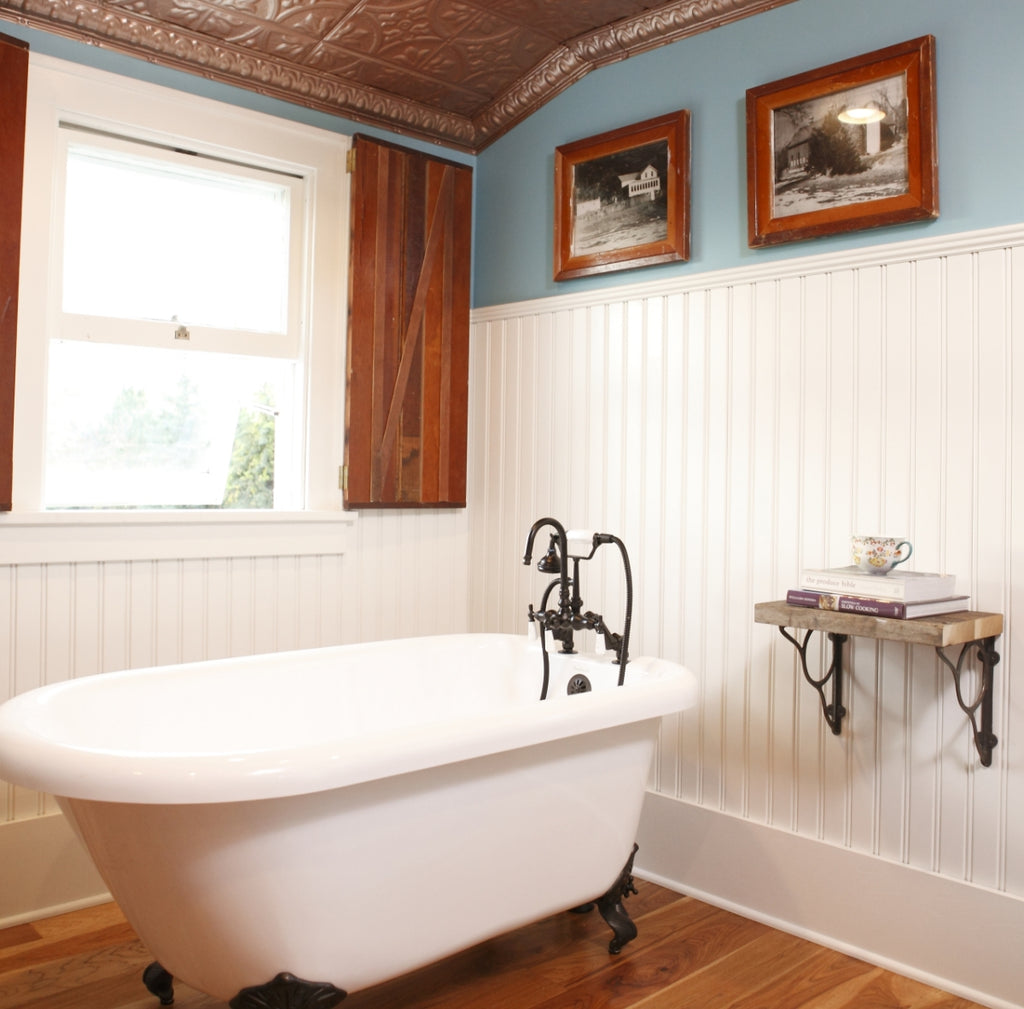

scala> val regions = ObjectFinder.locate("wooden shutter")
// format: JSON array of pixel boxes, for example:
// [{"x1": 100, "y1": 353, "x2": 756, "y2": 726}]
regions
[
  {"x1": 0, "y1": 33, "x2": 28, "y2": 512},
  {"x1": 344, "y1": 134, "x2": 471, "y2": 508}
]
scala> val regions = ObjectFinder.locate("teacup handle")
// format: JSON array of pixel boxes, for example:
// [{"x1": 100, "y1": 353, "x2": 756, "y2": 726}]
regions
[{"x1": 891, "y1": 541, "x2": 913, "y2": 568}]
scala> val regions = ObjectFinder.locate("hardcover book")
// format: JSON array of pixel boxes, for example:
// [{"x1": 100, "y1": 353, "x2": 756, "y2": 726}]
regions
[
  {"x1": 786, "y1": 589, "x2": 970, "y2": 619},
  {"x1": 798, "y1": 566, "x2": 956, "y2": 602}
]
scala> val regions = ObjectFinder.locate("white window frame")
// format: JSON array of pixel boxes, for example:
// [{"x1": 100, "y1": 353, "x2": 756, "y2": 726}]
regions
[
  {"x1": 4, "y1": 55, "x2": 355, "y2": 560},
  {"x1": 56, "y1": 126, "x2": 307, "y2": 358}
]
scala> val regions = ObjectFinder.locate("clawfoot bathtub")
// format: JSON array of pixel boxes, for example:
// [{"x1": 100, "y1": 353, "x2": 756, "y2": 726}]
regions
[{"x1": 0, "y1": 632, "x2": 697, "y2": 1007}]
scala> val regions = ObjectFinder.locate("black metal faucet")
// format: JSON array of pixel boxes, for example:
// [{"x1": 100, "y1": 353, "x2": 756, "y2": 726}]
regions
[
  {"x1": 523, "y1": 519, "x2": 634, "y2": 696},
  {"x1": 523, "y1": 517, "x2": 571, "y2": 634}
]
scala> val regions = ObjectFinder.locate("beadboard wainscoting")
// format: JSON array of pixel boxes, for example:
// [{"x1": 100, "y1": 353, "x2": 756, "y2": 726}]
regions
[
  {"x1": 0, "y1": 507, "x2": 470, "y2": 922},
  {"x1": 468, "y1": 223, "x2": 1024, "y2": 1008}
]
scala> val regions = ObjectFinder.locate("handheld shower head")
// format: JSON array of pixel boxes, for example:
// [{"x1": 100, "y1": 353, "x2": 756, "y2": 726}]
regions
[{"x1": 536, "y1": 534, "x2": 562, "y2": 573}]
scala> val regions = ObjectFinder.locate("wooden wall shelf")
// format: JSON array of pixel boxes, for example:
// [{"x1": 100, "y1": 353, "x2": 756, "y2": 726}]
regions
[{"x1": 754, "y1": 602, "x2": 1003, "y2": 766}]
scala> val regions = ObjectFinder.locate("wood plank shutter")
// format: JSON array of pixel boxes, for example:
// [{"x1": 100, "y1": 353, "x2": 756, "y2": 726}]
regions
[
  {"x1": 0, "y1": 33, "x2": 28, "y2": 512},
  {"x1": 344, "y1": 134, "x2": 471, "y2": 508}
]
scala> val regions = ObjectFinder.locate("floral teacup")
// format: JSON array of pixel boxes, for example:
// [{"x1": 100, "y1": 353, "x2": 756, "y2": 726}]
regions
[{"x1": 851, "y1": 535, "x2": 913, "y2": 575}]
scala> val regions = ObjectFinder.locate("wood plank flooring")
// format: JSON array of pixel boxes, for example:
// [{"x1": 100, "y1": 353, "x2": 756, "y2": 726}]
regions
[{"x1": 0, "y1": 882, "x2": 985, "y2": 1009}]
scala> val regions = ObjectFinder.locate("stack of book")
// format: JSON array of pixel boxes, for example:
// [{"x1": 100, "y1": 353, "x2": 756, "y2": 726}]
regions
[{"x1": 787, "y1": 566, "x2": 969, "y2": 619}]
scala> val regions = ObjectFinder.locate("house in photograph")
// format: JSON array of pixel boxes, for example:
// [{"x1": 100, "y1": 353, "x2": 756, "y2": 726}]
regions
[
  {"x1": 783, "y1": 124, "x2": 813, "y2": 174},
  {"x1": 618, "y1": 163, "x2": 661, "y2": 200},
  {"x1": 1, "y1": 2, "x2": 1022, "y2": 1009}
]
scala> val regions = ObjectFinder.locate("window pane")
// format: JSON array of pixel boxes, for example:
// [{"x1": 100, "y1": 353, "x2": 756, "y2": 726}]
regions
[
  {"x1": 62, "y1": 142, "x2": 292, "y2": 333},
  {"x1": 45, "y1": 341, "x2": 293, "y2": 509}
]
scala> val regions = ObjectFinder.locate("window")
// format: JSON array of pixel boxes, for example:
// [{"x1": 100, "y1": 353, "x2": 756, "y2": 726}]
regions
[
  {"x1": 14, "y1": 56, "x2": 349, "y2": 515},
  {"x1": 49, "y1": 130, "x2": 303, "y2": 509}
]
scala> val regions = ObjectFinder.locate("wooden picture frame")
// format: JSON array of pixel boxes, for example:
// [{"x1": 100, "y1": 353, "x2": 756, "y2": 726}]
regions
[
  {"x1": 554, "y1": 110, "x2": 690, "y2": 281},
  {"x1": 746, "y1": 35, "x2": 937, "y2": 248}
]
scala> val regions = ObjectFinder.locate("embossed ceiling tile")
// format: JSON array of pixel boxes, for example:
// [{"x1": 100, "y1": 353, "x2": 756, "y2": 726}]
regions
[
  {"x1": 448, "y1": 0, "x2": 566, "y2": 36},
  {"x1": 307, "y1": 49, "x2": 486, "y2": 116},
  {"x1": 422, "y1": 0, "x2": 502, "y2": 38},
  {"x1": 425, "y1": 35, "x2": 555, "y2": 94},
  {"x1": 156, "y1": 2, "x2": 325, "y2": 59},
  {"x1": 463, "y1": 0, "x2": 670, "y2": 41},
  {"x1": 415, "y1": 82, "x2": 494, "y2": 119},
  {"x1": 111, "y1": 0, "x2": 358, "y2": 43},
  {"x1": 107, "y1": 0, "x2": 253, "y2": 44},
  {"x1": 411, "y1": 10, "x2": 557, "y2": 98},
  {"x1": 230, "y1": 28, "x2": 315, "y2": 63},
  {"x1": 329, "y1": 0, "x2": 479, "y2": 70},
  {"x1": 305, "y1": 49, "x2": 423, "y2": 91},
  {"x1": 259, "y1": 1, "x2": 363, "y2": 44},
  {"x1": 457, "y1": 8, "x2": 556, "y2": 67},
  {"x1": 305, "y1": 35, "x2": 440, "y2": 78}
]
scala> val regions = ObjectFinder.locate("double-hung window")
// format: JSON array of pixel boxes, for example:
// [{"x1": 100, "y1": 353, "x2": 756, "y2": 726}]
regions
[
  {"x1": 15, "y1": 56, "x2": 348, "y2": 515},
  {"x1": 51, "y1": 129, "x2": 303, "y2": 509}
]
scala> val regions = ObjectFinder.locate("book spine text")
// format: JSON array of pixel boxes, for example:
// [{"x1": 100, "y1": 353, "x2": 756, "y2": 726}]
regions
[{"x1": 786, "y1": 589, "x2": 907, "y2": 618}]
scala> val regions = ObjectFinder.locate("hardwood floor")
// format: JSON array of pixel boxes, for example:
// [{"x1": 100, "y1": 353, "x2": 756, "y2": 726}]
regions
[{"x1": 0, "y1": 881, "x2": 985, "y2": 1009}]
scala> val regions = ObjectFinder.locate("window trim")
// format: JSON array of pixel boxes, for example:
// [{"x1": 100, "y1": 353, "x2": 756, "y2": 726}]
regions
[
  {"x1": 0, "y1": 509, "x2": 356, "y2": 564},
  {"x1": 11, "y1": 54, "x2": 350, "y2": 530}
]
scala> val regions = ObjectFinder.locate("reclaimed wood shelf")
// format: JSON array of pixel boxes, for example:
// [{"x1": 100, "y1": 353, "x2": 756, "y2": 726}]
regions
[{"x1": 754, "y1": 602, "x2": 1003, "y2": 766}]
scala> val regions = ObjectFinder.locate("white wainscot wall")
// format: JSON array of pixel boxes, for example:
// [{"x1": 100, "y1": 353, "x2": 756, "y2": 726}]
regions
[
  {"x1": 468, "y1": 224, "x2": 1024, "y2": 1009},
  {"x1": 0, "y1": 508, "x2": 470, "y2": 922}
]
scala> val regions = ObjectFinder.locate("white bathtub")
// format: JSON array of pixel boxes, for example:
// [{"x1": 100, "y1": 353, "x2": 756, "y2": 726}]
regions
[{"x1": 0, "y1": 632, "x2": 697, "y2": 1005}]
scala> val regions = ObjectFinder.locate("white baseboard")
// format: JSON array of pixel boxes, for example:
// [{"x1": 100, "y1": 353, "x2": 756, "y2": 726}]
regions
[
  {"x1": 0, "y1": 813, "x2": 110, "y2": 927},
  {"x1": 636, "y1": 793, "x2": 1024, "y2": 1009}
]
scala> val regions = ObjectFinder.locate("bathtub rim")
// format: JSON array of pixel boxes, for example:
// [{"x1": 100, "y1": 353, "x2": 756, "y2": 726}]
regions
[{"x1": 0, "y1": 632, "x2": 697, "y2": 805}]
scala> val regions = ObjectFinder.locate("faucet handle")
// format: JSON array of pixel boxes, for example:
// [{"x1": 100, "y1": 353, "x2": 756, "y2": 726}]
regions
[{"x1": 566, "y1": 529, "x2": 597, "y2": 558}]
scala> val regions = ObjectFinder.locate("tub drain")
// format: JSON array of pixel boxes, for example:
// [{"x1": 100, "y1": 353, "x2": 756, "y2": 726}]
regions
[{"x1": 567, "y1": 673, "x2": 592, "y2": 694}]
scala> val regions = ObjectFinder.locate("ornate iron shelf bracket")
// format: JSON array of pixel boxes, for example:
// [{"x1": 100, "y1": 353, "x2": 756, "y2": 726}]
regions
[
  {"x1": 778, "y1": 626, "x2": 847, "y2": 735},
  {"x1": 935, "y1": 635, "x2": 999, "y2": 767}
]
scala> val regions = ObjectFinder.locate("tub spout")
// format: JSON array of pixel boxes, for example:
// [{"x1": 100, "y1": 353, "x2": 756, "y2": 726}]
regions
[
  {"x1": 523, "y1": 517, "x2": 570, "y2": 607},
  {"x1": 523, "y1": 517, "x2": 573, "y2": 654}
]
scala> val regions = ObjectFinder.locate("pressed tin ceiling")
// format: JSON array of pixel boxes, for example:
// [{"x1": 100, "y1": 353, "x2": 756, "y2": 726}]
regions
[{"x1": 0, "y1": 0, "x2": 795, "y2": 151}]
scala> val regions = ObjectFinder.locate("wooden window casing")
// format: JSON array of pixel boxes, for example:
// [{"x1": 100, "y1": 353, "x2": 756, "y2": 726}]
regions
[
  {"x1": 0, "y1": 33, "x2": 28, "y2": 512},
  {"x1": 344, "y1": 135, "x2": 471, "y2": 508}
]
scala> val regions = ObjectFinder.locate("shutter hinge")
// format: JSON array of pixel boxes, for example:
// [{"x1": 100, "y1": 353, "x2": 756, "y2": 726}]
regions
[
  {"x1": 339, "y1": 464, "x2": 348, "y2": 493},
  {"x1": 346, "y1": 147, "x2": 356, "y2": 174}
]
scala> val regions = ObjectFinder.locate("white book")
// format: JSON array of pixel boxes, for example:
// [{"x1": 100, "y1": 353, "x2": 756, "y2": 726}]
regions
[{"x1": 798, "y1": 566, "x2": 957, "y2": 602}]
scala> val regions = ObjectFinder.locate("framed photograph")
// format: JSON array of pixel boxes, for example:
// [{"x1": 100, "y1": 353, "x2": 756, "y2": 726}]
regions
[
  {"x1": 554, "y1": 110, "x2": 690, "y2": 281},
  {"x1": 746, "y1": 35, "x2": 937, "y2": 248}
]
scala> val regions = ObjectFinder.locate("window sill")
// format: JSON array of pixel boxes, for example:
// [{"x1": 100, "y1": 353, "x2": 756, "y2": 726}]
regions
[{"x1": 0, "y1": 510, "x2": 358, "y2": 564}]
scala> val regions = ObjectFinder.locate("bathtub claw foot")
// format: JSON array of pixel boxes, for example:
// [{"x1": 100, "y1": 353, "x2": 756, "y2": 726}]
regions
[
  {"x1": 229, "y1": 972, "x2": 347, "y2": 1009},
  {"x1": 142, "y1": 962, "x2": 175, "y2": 1005},
  {"x1": 596, "y1": 843, "x2": 639, "y2": 954}
]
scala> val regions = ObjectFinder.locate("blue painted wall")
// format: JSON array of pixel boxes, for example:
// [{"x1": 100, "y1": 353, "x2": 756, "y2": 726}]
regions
[{"x1": 474, "y1": 0, "x2": 1024, "y2": 307}]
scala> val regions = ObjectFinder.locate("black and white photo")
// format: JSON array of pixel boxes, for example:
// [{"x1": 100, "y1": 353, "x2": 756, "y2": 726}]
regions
[
  {"x1": 771, "y1": 74, "x2": 909, "y2": 218},
  {"x1": 746, "y1": 36, "x2": 937, "y2": 247},
  {"x1": 554, "y1": 111, "x2": 690, "y2": 280}
]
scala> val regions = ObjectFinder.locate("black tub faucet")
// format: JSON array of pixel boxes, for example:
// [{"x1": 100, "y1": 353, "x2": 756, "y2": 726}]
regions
[{"x1": 522, "y1": 519, "x2": 634, "y2": 696}]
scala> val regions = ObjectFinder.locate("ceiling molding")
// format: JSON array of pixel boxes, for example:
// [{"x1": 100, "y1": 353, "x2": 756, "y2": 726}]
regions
[
  {"x1": 0, "y1": 0, "x2": 795, "y2": 152},
  {"x1": 473, "y1": 0, "x2": 796, "y2": 146}
]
